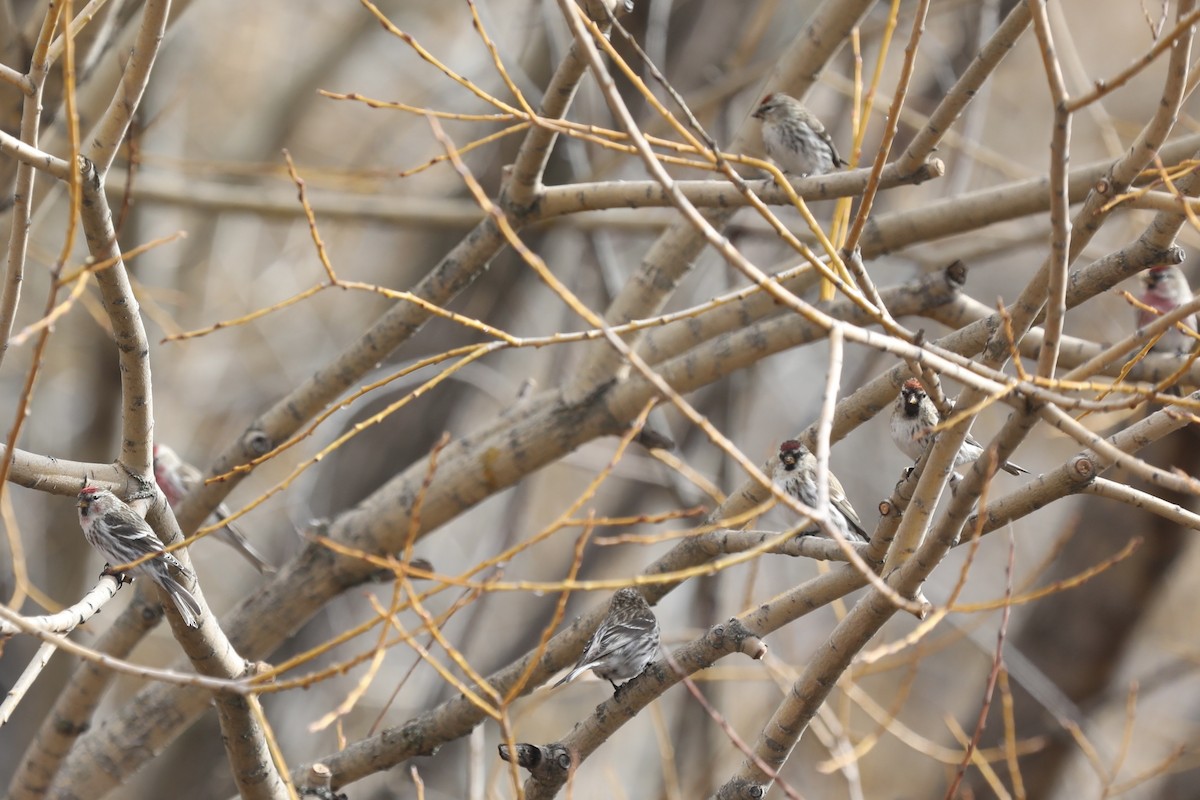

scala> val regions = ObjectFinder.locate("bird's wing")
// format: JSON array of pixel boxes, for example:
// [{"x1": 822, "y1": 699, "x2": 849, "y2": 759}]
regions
[
  {"x1": 588, "y1": 618, "x2": 653, "y2": 658},
  {"x1": 102, "y1": 512, "x2": 164, "y2": 552},
  {"x1": 834, "y1": 495, "x2": 868, "y2": 538},
  {"x1": 103, "y1": 511, "x2": 186, "y2": 571},
  {"x1": 827, "y1": 473, "x2": 866, "y2": 534},
  {"x1": 818, "y1": 130, "x2": 847, "y2": 167}
]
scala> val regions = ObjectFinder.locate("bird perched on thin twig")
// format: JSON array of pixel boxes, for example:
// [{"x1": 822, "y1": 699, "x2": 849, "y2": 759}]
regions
[
  {"x1": 554, "y1": 588, "x2": 660, "y2": 693},
  {"x1": 772, "y1": 439, "x2": 869, "y2": 543},
  {"x1": 1136, "y1": 265, "x2": 1197, "y2": 354},
  {"x1": 153, "y1": 444, "x2": 275, "y2": 574},
  {"x1": 76, "y1": 486, "x2": 203, "y2": 627},
  {"x1": 890, "y1": 378, "x2": 1028, "y2": 476},
  {"x1": 752, "y1": 93, "x2": 847, "y2": 177}
]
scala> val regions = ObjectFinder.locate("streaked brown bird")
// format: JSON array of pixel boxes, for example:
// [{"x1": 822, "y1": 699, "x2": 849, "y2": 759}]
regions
[
  {"x1": 752, "y1": 93, "x2": 847, "y2": 177},
  {"x1": 554, "y1": 588, "x2": 660, "y2": 693},
  {"x1": 773, "y1": 439, "x2": 868, "y2": 543},
  {"x1": 890, "y1": 379, "x2": 1028, "y2": 476}
]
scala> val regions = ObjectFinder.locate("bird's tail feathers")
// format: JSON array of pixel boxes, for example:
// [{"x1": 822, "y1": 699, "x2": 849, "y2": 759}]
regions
[
  {"x1": 552, "y1": 663, "x2": 592, "y2": 688},
  {"x1": 161, "y1": 575, "x2": 203, "y2": 628},
  {"x1": 214, "y1": 506, "x2": 276, "y2": 574}
]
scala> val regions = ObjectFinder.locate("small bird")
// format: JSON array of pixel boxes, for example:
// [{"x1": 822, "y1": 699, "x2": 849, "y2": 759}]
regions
[
  {"x1": 890, "y1": 379, "x2": 1029, "y2": 476},
  {"x1": 772, "y1": 439, "x2": 869, "y2": 543},
  {"x1": 76, "y1": 486, "x2": 203, "y2": 628},
  {"x1": 752, "y1": 93, "x2": 847, "y2": 177},
  {"x1": 1137, "y1": 265, "x2": 1197, "y2": 354},
  {"x1": 153, "y1": 444, "x2": 275, "y2": 574},
  {"x1": 553, "y1": 588, "x2": 660, "y2": 693}
]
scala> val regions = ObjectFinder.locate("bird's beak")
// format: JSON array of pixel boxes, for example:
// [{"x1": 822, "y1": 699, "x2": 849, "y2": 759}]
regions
[
  {"x1": 76, "y1": 498, "x2": 88, "y2": 509},
  {"x1": 751, "y1": 108, "x2": 764, "y2": 120},
  {"x1": 781, "y1": 455, "x2": 796, "y2": 469},
  {"x1": 905, "y1": 393, "x2": 919, "y2": 408}
]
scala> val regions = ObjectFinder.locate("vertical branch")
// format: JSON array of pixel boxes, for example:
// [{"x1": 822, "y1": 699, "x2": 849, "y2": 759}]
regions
[
  {"x1": 0, "y1": 3, "x2": 74, "y2": 555},
  {"x1": 843, "y1": 0, "x2": 930, "y2": 251},
  {"x1": 75, "y1": 160, "x2": 155, "y2": 475},
  {"x1": 0, "y1": 3, "x2": 62, "y2": 366},
  {"x1": 84, "y1": 0, "x2": 170, "y2": 175},
  {"x1": 222, "y1": 692, "x2": 292, "y2": 800},
  {"x1": 51, "y1": 26, "x2": 287, "y2": 786},
  {"x1": 1027, "y1": 0, "x2": 1072, "y2": 380},
  {"x1": 814, "y1": 327, "x2": 845, "y2": 516}
]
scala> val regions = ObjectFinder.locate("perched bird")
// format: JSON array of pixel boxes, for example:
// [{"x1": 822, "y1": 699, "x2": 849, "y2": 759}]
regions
[
  {"x1": 890, "y1": 378, "x2": 1029, "y2": 476},
  {"x1": 76, "y1": 486, "x2": 203, "y2": 628},
  {"x1": 153, "y1": 444, "x2": 275, "y2": 574},
  {"x1": 772, "y1": 439, "x2": 869, "y2": 543},
  {"x1": 554, "y1": 588, "x2": 660, "y2": 693},
  {"x1": 752, "y1": 93, "x2": 847, "y2": 177},
  {"x1": 1137, "y1": 265, "x2": 1197, "y2": 354}
]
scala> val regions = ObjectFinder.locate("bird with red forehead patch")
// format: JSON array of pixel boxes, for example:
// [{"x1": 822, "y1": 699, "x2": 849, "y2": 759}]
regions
[
  {"x1": 890, "y1": 378, "x2": 1028, "y2": 477},
  {"x1": 1136, "y1": 265, "x2": 1197, "y2": 354},
  {"x1": 771, "y1": 439, "x2": 868, "y2": 543},
  {"x1": 76, "y1": 485, "x2": 203, "y2": 627}
]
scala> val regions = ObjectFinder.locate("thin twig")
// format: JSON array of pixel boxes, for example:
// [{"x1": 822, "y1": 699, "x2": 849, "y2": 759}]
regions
[{"x1": 944, "y1": 526, "x2": 1016, "y2": 798}]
